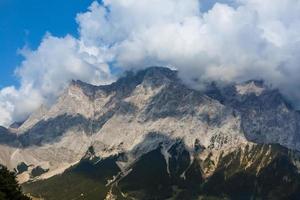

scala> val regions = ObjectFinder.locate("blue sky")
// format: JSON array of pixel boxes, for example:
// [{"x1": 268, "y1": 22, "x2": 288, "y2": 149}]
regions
[{"x1": 0, "y1": 0, "x2": 94, "y2": 88}]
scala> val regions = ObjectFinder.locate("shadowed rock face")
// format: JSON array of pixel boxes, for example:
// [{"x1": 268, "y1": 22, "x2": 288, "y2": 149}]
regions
[
  {"x1": 205, "y1": 80, "x2": 300, "y2": 150},
  {"x1": 1, "y1": 67, "x2": 300, "y2": 194},
  {"x1": 0, "y1": 126, "x2": 18, "y2": 145}
]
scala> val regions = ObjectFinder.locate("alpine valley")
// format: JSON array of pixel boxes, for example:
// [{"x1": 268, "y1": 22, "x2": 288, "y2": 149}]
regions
[{"x1": 1, "y1": 67, "x2": 300, "y2": 200}]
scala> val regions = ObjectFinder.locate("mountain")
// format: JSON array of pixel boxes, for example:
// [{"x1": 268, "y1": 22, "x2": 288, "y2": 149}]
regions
[
  {"x1": 22, "y1": 142, "x2": 300, "y2": 200},
  {"x1": 1, "y1": 67, "x2": 300, "y2": 199}
]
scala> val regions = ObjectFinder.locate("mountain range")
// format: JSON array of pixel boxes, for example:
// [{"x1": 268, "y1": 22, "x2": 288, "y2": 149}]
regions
[{"x1": 1, "y1": 67, "x2": 300, "y2": 200}]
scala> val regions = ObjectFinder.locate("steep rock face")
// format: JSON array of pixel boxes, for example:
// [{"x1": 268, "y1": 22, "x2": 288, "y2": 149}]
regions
[
  {"x1": 0, "y1": 126, "x2": 15, "y2": 143},
  {"x1": 206, "y1": 80, "x2": 300, "y2": 150},
  {"x1": 0, "y1": 67, "x2": 299, "y2": 185}
]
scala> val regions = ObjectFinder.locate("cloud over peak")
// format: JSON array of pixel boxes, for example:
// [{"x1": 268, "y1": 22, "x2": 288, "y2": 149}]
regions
[{"x1": 1, "y1": 0, "x2": 300, "y2": 126}]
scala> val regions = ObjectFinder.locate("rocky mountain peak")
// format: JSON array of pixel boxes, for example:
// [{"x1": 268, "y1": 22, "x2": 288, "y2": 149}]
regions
[
  {"x1": 67, "y1": 67, "x2": 178, "y2": 99},
  {"x1": 138, "y1": 66, "x2": 178, "y2": 84},
  {"x1": 106, "y1": 66, "x2": 178, "y2": 92},
  {"x1": 69, "y1": 80, "x2": 98, "y2": 98},
  {"x1": 123, "y1": 66, "x2": 177, "y2": 84},
  {"x1": 17, "y1": 105, "x2": 49, "y2": 133},
  {"x1": 235, "y1": 80, "x2": 266, "y2": 96}
]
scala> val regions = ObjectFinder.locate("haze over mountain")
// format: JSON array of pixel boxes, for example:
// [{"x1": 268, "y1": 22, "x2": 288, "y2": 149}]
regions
[{"x1": 1, "y1": 67, "x2": 300, "y2": 199}]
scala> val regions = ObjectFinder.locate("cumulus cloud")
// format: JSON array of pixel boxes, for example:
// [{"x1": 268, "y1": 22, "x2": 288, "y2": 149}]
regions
[
  {"x1": 1, "y1": 0, "x2": 300, "y2": 126},
  {"x1": 0, "y1": 34, "x2": 113, "y2": 126},
  {"x1": 76, "y1": 0, "x2": 300, "y2": 99}
]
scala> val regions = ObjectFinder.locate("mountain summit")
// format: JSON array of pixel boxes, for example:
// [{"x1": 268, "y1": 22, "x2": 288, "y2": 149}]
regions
[{"x1": 1, "y1": 67, "x2": 300, "y2": 199}]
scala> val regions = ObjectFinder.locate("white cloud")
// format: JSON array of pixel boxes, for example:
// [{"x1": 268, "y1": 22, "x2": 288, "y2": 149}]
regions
[
  {"x1": 0, "y1": 34, "x2": 114, "y2": 126},
  {"x1": 1, "y1": 0, "x2": 300, "y2": 126},
  {"x1": 17, "y1": 34, "x2": 112, "y2": 97},
  {"x1": 75, "y1": 0, "x2": 300, "y2": 100}
]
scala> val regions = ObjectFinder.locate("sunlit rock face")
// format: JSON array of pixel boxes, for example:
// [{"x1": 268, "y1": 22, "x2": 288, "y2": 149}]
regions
[{"x1": 0, "y1": 66, "x2": 300, "y2": 190}]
